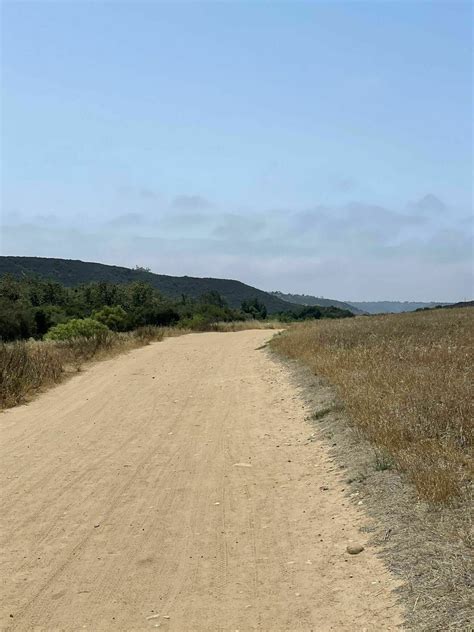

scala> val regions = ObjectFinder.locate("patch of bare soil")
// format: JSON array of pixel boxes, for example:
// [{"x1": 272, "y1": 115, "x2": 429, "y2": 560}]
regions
[
  {"x1": 272, "y1": 354, "x2": 473, "y2": 631},
  {"x1": 1, "y1": 331, "x2": 402, "y2": 631}
]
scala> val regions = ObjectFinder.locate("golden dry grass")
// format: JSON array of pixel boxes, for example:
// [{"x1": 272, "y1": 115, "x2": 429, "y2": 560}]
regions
[
  {"x1": 270, "y1": 307, "x2": 473, "y2": 503},
  {"x1": 207, "y1": 320, "x2": 283, "y2": 332}
]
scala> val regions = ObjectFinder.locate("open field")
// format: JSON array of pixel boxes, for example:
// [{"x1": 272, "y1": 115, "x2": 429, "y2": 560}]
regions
[
  {"x1": 271, "y1": 307, "x2": 473, "y2": 503},
  {"x1": 0, "y1": 330, "x2": 402, "y2": 631}
]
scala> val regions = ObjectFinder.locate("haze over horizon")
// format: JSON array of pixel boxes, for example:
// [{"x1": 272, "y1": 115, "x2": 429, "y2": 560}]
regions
[{"x1": 1, "y1": 2, "x2": 472, "y2": 302}]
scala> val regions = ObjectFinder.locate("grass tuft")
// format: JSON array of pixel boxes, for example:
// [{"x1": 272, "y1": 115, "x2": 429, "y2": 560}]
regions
[
  {"x1": 311, "y1": 406, "x2": 335, "y2": 421},
  {"x1": 373, "y1": 450, "x2": 394, "y2": 471}
]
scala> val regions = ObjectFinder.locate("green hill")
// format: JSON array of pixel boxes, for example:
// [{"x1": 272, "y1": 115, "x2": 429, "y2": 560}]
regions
[
  {"x1": 0, "y1": 256, "x2": 298, "y2": 314},
  {"x1": 271, "y1": 291, "x2": 365, "y2": 315}
]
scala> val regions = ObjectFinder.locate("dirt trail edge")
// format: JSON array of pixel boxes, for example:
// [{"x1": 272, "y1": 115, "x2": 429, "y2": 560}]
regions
[{"x1": 1, "y1": 331, "x2": 403, "y2": 631}]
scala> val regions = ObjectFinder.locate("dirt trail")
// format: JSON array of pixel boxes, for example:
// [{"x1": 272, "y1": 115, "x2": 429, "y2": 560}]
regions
[{"x1": 1, "y1": 331, "x2": 402, "y2": 631}]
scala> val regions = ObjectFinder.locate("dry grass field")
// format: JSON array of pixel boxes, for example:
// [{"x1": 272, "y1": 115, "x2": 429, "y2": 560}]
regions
[{"x1": 271, "y1": 307, "x2": 473, "y2": 503}]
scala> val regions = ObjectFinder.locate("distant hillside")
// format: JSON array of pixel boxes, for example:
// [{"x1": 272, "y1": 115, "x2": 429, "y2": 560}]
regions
[
  {"x1": 416, "y1": 300, "x2": 473, "y2": 311},
  {"x1": 347, "y1": 301, "x2": 452, "y2": 314},
  {"x1": 0, "y1": 256, "x2": 297, "y2": 314},
  {"x1": 271, "y1": 291, "x2": 365, "y2": 315},
  {"x1": 440, "y1": 300, "x2": 473, "y2": 309}
]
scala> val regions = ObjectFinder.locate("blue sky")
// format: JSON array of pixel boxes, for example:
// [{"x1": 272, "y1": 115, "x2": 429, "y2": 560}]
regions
[{"x1": 1, "y1": 1, "x2": 472, "y2": 301}]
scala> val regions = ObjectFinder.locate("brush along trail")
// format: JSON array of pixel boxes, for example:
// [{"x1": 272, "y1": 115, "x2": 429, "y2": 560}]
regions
[{"x1": 0, "y1": 331, "x2": 402, "y2": 631}]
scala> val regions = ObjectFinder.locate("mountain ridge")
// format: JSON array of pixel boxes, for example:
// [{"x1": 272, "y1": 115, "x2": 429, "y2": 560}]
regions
[
  {"x1": 272, "y1": 292, "x2": 455, "y2": 315},
  {"x1": 0, "y1": 256, "x2": 298, "y2": 314},
  {"x1": 271, "y1": 291, "x2": 365, "y2": 315}
]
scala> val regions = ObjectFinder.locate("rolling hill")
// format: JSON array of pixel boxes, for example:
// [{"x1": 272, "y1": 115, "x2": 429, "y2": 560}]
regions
[
  {"x1": 0, "y1": 256, "x2": 298, "y2": 314},
  {"x1": 272, "y1": 292, "x2": 455, "y2": 315},
  {"x1": 271, "y1": 291, "x2": 365, "y2": 315}
]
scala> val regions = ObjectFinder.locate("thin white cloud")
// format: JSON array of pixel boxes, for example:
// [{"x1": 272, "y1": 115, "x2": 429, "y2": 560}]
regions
[{"x1": 172, "y1": 195, "x2": 214, "y2": 211}]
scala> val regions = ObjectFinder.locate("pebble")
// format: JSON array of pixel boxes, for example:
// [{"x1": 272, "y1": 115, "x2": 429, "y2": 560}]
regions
[{"x1": 346, "y1": 545, "x2": 365, "y2": 555}]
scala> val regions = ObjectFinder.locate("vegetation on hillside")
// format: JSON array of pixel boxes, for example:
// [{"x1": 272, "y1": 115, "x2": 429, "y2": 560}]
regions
[
  {"x1": 0, "y1": 275, "x2": 352, "y2": 341},
  {"x1": 0, "y1": 275, "x2": 238, "y2": 341},
  {"x1": 278, "y1": 304, "x2": 354, "y2": 321},
  {"x1": 271, "y1": 290, "x2": 364, "y2": 314},
  {"x1": 0, "y1": 274, "x2": 352, "y2": 408},
  {"x1": 272, "y1": 291, "x2": 456, "y2": 315},
  {"x1": 416, "y1": 299, "x2": 474, "y2": 311},
  {"x1": 271, "y1": 307, "x2": 473, "y2": 503},
  {"x1": 348, "y1": 300, "x2": 451, "y2": 314},
  {"x1": 0, "y1": 256, "x2": 298, "y2": 313}
]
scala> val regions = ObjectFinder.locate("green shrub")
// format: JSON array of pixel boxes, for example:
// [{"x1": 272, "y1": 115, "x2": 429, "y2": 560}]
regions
[
  {"x1": 179, "y1": 314, "x2": 209, "y2": 331},
  {"x1": 92, "y1": 305, "x2": 128, "y2": 331},
  {"x1": 33, "y1": 306, "x2": 68, "y2": 336},
  {"x1": 0, "y1": 302, "x2": 36, "y2": 340},
  {"x1": 45, "y1": 318, "x2": 109, "y2": 341},
  {"x1": 0, "y1": 276, "x2": 272, "y2": 340}
]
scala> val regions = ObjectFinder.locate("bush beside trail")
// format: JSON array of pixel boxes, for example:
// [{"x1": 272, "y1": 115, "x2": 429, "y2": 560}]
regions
[{"x1": 45, "y1": 318, "x2": 109, "y2": 340}]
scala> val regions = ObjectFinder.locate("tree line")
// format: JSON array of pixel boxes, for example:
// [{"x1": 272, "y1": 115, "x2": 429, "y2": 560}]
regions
[{"x1": 0, "y1": 275, "x2": 353, "y2": 341}]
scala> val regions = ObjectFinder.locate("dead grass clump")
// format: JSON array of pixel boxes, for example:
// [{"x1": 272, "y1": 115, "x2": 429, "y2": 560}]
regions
[
  {"x1": 0, "y1": 340, "x2": 64, "y2": 408},
  {"x1": 270, "y1": 307, "x2": 473, "y2": 503},
  {"x1": 133, "y1": 325, "x2": 166, "y2": 344}
]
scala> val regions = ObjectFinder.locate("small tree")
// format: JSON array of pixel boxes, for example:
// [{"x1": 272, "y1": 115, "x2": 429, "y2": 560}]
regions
[{"x1": 241, "y1": 298, "x2": 267, "y2": 320}]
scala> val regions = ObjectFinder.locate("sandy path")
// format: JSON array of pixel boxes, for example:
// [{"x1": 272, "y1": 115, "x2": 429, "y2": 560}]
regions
[{"x1": 1, "y1": 331, "x2": 402, "y2": 631}]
